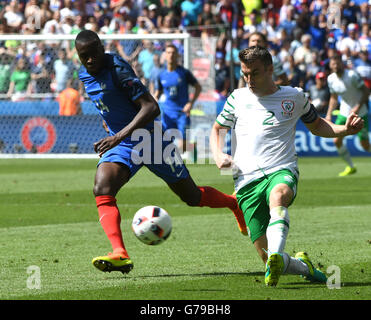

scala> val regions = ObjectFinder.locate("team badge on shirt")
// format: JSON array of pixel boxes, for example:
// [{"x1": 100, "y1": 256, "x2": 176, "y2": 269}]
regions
[{"x1": 281, "y1": 100, "x2": 295, "y2": 117}]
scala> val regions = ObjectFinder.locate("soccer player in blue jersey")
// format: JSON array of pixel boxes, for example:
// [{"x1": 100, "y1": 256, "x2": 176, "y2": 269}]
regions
[
  {"x1": 154, "y1": 43, "x2": 202, "y2": 158},
  {"x1": 75, "y1": 30, "x2": 246, "y2": 275}
]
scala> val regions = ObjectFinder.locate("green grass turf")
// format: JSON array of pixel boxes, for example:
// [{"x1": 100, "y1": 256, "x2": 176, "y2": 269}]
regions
[{"x1": 0, "y1": 157, "x2": 371, "y2": 300}]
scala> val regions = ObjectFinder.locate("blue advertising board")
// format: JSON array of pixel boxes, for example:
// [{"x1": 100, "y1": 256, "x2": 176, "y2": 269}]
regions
[{"x1": 0, "y1": 100, "x2": 369, "y2": 156}]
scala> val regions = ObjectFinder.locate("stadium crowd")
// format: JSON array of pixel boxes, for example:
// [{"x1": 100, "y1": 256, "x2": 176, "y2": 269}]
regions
[{"x1": 0, "y1": 0, "x2": 370, "y2": 113}]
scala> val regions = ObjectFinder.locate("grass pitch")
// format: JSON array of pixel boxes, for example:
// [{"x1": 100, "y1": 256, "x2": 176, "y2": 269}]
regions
[{"x1": 0, "y1": 157, "x2": 370, "y2": 301}]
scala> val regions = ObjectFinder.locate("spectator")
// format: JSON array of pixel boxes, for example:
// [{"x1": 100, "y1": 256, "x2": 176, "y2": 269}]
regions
[
  {"x1": 24, "y1": 0, "x2": 41, "y2": 25},
  {"x1": 60, "y1": 0, "x2": 78, "y2": 21},
  {"x1": 49, "y1": 0, "x2": 63, "y2": 12},
  {"x1": 158, "y1": 12, "x2": 178, "y2": 33},
  {"x1": 357, "y1": 1, "x2": 370, "y2": 26},
  {"x1": 262, "y1": 14, "x2": 280, "y2": 44},
  {"x1": 3, "y1": 0, "x2": 24, "y2": 32},
  {"x1": 353, "y1": 49, "x2": 371, "y2": 89},
  {"x1": 278, "y1": 5, "x2": 296, "y2": 37},
  {"x1": 243, "y1": 9, "x2": 262, "y2": 34},
  {"x1": 279, "y1": 0, "x2": 292, "y2": 25},
  {"x1": 181, "y1": 0, "x2": 202, "y2": 28},
  {"x1": 309, "y1": 71, "x2": 330, "y2": 115},
  {"x1": 305, "y1": 51, "x2": 323, "y2": 88},
  {"x1": 285, "y1": 55, "x2": 306, "y2": 88},
  {"x1": 100, "y1": 16, "x2": 114, "y2": 34},
  {"x1": 0, "y1": 49, "x2": 13, "y2": 95},
  {"x1": 70, "y1": 14, "x2": 86, "y2": 35},
  {"x1": 7, "y1": 57, "x2": 32, "y2": 101},
  {"x1": 294, "y1": 34, "x2": 314, "y2": 71},
  {"x1": 290, "y1": 28, "x2": 303, "y2": 55},
  {"x1": 214, "y1": 51, "x2": 230, "y2": 99},
  {"x1": 42, "y1": 10, "x2": 63, "y2": 35},
  {"x1": 57, "y1": 79, "x2": 82, "y2": 116},
  {"x1": 30, "y1": 53, "x2": 51, "y2": 94},
  {"x1": 136, "y1": 15, "x2": 155, "y2": 34},
  {"x1": 53, "y1": 48, "x2": 75, "y2": 93},
  {"x1": 148, "y1": 53, "x2": 163, "y2": 95},
  {"x1": 241, "y1": 0, "x2": 262, "y2": 27},
  {"x1": 225, "y1": 38, "x2": 240, "y2": 86},
  {"x1": 337, "y1": 23, "x2": 362, "y2": 58},
  {"x1": 309, "y1": 0, "x2": 328, "y2": 17},
  {"x1": 308, "y1": 15, "x2": 326, "y2": 52},
  {"x1": 61, "y1": 15, "x2": 75, "y2": 34},
  {"x1": 359, "y1": 23, "x2": 371, "y2": 53},
  {"x1": 197, "y1": 1, "x2": 214, "y2": 26},
  {"x1": 116, "y1": 18, "x2": 141, "y2": 63},
  {"x1": 341, "y1": 0, "x2": 358, "y2": 24},
  {"x1": 38, "y1": 0, "x2": 53, "y2": 28},
  {"x1": 147, "y1": 4, "x2": 161, "y2": 29},
  {"x1": 138, "y1": 40, "x2": 156, "y2": 86}
]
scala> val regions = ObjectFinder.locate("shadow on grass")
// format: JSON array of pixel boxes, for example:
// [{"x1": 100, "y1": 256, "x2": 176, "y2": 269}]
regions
[
  {"x1": 133, "y1": 271, "x2": 265, "y2": 280},
  {"x1": 106, "y1": 271, "x2": 265, "y2": 281},
  {"x1": 285, "y1": 281, "x2": 371, "y2": 288}
]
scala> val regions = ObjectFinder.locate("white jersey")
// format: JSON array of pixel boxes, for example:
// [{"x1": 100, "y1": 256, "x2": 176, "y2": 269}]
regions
[
  {"x1": 327, "y1": 69, "x2": 368, "y2": 117},
  {"x1": 216, "y1": 86, "x2": 311, "y2": 191}
]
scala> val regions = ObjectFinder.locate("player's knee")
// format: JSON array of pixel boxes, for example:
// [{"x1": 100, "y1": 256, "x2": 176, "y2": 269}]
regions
[
  {"x1": 93, "y1": 183, "x2": 114, "y2": 197},
  {"x1": 180, "y1": 194, "x2": 199, "y2": 207},
  {"x1": 269, "y1": 185, "x2": 293, "y2": 207}
]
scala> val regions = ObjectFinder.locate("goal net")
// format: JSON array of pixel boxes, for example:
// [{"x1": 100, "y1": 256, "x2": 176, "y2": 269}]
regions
[{"x1": 0, "y1": 33, "x2": 218, "y2": 160}]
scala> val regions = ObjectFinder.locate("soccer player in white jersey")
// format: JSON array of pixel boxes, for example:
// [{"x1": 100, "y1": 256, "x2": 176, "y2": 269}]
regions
[
  {"x1": 325, "y1": 54, "x2": 371, "y2": 176},
  {"x1": 210, "y1": 46, "x2": 364, "y2": 286}
]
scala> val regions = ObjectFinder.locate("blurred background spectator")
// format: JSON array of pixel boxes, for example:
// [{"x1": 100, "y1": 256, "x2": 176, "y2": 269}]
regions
[
  {"x1": 309, "y1": 71, "x2": 330, "y2": 116},
  {"x1": 7, "y1": 57, "x2": 32, "y2": 101},
  {"x1": 0, "y1": 0, "x2": 369, "y2": 111}
]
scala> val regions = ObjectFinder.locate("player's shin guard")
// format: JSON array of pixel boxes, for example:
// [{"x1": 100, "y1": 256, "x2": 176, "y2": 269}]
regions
[
  {"x1": 95, "y1": 195, "x2": 128, "y2": 257},
  {"x1": 266, "y1": 206, "x2": 289, "y2": 254}
]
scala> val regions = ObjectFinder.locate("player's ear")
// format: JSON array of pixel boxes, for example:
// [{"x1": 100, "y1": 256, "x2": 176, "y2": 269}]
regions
[{"x1": 266, "y1": 63, "x2": 273, "y2": 74}]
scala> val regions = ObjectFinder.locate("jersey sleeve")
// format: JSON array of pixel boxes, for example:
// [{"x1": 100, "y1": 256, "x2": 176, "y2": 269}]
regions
[
  {"x1": 295, "y1": 88, "x2": 319, "y2": 123},
  {"x1": 185, "y1": 68, "x2": 198, "y2": 86},
  {"x1": 215, "y1": 93, "x2": 237, "y2": 129},
  {"x1": 115, "y1": 64, "x2": 148, "y2": 101}
]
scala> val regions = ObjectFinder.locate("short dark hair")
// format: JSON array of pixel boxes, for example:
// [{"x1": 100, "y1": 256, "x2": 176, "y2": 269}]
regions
[
  {"x1": 329, "y1": 53, "x2": 342, "y2": 62},
  {"x1": 165, "y1": 43, "x2": 178, "y2": 52},
  {"x1": 239, "y1": 46, "x2": 272, "y2": 68},
  {"x1": 75, "y1": 30, "x2": 101, "y2": 45}
]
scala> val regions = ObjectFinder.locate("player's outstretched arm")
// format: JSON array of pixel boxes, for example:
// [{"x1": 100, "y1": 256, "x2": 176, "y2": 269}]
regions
[
  {"x1": 94, "y1": 92, "x2": 160, "y2": 157},
  {"x1": 210, "y1": 122, "x2": 233, "y2": 169},
  {"x1": 305, "y1": 112, "x2": 364, "y2": 138}
]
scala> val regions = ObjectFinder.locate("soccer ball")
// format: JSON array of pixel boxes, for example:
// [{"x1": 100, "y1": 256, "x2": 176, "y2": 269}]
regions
[{"x1": 131, "y1": 206, "x2": 172, "y2": 245}]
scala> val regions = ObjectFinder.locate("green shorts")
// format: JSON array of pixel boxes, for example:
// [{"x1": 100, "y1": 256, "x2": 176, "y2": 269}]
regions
[
  {"x1": 236, "y1": 169, "x2": 298, "y2": 243},
  {"x1": 335, "y1": 114, "x2": 369, "y2": 141}
]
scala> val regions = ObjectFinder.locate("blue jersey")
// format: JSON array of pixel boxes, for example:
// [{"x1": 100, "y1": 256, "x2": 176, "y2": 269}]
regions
[
  {"x1": 79, "y1": 53, "x2": 150, "y2": 145},
  {"x1": 156, "y1": 66, "x2": 197, "y2": 113}
]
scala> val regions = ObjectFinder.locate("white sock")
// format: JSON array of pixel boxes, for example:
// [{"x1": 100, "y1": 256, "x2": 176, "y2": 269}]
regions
[
  {"x1": 282, "y1": 252, "x2": 310, "y2": 276},
  {"x1": 266, "y1": 206, "x2": 289, "y2": 254},
  {"x1": 337, "y1": 145, "x2": 354, "y2": 167}
]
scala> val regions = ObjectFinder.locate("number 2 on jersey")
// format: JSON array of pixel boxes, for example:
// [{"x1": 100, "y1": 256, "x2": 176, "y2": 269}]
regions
[{"x1": 263, "y1": 111, "x2": 275, "y2": 126}]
